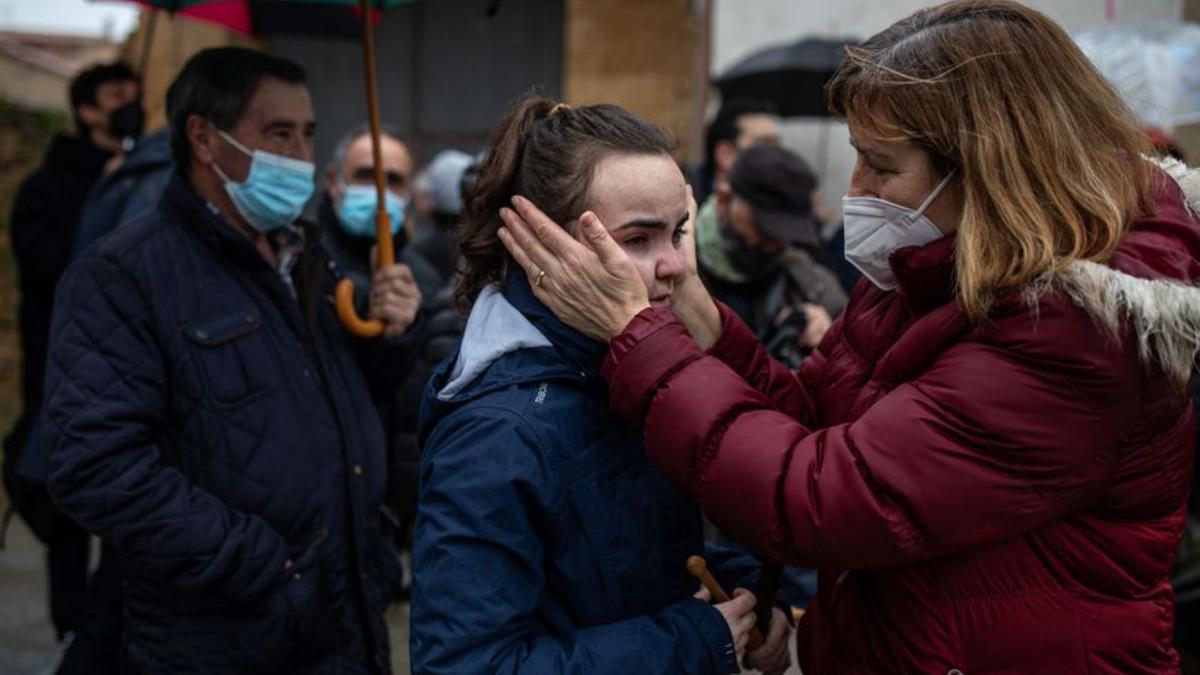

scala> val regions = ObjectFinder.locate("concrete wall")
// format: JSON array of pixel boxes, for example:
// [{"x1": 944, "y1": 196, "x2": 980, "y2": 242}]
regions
[
  {"x1": 713, "y1": 0, "x2": 1185, "y2": 222},
  {"x1": 270, "y1": 0, "x2": 563, "y2": 169},
  {"x1": 121, "y1": 11, "x2": 259, "y2": 134}
]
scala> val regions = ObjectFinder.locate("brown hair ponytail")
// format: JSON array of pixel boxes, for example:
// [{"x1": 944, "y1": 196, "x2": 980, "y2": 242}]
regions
[{"x1": 454, "y1": 97, "x2": 675, "y2": 313}]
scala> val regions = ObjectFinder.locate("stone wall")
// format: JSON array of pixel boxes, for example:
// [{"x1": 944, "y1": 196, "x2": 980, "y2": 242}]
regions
[
  {"x1": 563, "y1": 0, "x2": 709, "y2": 163},
  {"x1": 119, "y1": 11, "x2": 259, "y2": 134}
]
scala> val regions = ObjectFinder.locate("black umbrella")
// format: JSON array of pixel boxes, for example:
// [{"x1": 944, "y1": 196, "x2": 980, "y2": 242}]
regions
[{"x1": 714, "y1": 36, "x2": 857, "y2": 117}]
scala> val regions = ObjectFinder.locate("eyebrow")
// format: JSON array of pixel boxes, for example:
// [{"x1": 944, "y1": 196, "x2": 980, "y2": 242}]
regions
[
  {"x1": 613, "y1": 213, "x2": 690, "y2": 232},
  {"x1": 262, "y1": 119, "x2": 316, "y2": 134},
  {"x1": 849, "y1": 138, "x2": 890, "y2": 160}
]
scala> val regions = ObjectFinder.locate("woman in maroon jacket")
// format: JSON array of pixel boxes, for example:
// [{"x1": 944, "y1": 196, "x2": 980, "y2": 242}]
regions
[{"x1": 496, "y1": 1, "x2": 1200, "y2": 672}]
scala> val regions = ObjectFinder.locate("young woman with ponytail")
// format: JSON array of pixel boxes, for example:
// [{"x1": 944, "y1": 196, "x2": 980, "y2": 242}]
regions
[{"x1": 409, "y1": 98, "x2": 790, "y2": 675}]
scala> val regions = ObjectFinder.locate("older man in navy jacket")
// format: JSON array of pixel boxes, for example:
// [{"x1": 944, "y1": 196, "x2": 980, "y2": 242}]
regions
[{"x1": 42, "y1": 48, "x2": 420, "y2": 673}]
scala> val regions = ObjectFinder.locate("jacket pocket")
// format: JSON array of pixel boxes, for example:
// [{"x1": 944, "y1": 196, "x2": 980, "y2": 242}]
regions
[{"x1": 182, "y1": 309, "x2": 273, "y2": 408}]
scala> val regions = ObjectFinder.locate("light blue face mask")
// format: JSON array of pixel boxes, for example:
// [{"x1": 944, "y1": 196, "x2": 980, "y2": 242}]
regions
[
  {"x1": 335, "y1": 182, "x2": 408, "y2": 239},
  {"x1": 211, "y1": 129, "x2": 315, "y2": 233}
]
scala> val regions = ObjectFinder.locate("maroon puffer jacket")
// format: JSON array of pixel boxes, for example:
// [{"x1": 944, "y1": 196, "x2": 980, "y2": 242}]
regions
[{"x1": 602, "y1": 177, "x2": 1200, "y2": 674}]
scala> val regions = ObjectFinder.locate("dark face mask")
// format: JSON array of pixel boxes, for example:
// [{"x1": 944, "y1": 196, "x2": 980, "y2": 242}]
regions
[
  {"x1": 107, "y1": 101, "x2": 145, "y2": 150},
  {"x1": 721, "y1": 220, "x2": 783, "y2": 279}
]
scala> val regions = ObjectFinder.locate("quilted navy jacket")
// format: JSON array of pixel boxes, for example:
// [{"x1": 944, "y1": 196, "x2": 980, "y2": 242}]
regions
[
  {"x1": 44, "y1": 172, "x2": 402, "y2": 674},
  {"x1": 410, "y1": 274, "x2": 750, "y2": 675}
]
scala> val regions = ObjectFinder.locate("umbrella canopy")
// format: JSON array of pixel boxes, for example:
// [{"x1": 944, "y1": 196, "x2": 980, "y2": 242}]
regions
[
  {"x1": 112, "y1": 0, "x2": 401, "y2": 37},
  {"x1": 714, "y1": 36, "x2": 857, "y2": 117}
]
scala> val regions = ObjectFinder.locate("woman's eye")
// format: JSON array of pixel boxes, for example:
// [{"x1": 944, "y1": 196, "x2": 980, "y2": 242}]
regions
[
  {"x1": 672, "y1": 228, "x2": 687, "y2": 245},
  {"x1": 624, "y1": 236, "x2": 649, "y2": 247}
]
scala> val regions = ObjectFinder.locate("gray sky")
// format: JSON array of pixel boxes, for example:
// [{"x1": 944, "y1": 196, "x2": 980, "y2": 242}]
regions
[{"x1": 0, "y1": 0, "x2": 140, "y2": 39}]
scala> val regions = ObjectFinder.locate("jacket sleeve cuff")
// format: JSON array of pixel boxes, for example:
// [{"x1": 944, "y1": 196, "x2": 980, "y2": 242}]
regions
[
  {"x1": 676, "y1": 597, "x2": 741, "y2": 674},
  {"x1": 602, "y1": 306, "x2": 707, "y2": 428},
  {"x1": 705, "y1": 302, "x2": 761, "y2": 373}
]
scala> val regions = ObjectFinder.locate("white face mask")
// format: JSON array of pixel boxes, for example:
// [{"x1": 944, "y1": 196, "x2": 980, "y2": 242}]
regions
[{"x1": 841, "y1": 170, "x2": 956, "y2": 290}]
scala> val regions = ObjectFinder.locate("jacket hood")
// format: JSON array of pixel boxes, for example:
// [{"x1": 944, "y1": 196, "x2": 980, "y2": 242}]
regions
[
  {"x1": 434, "y1": 284, "x2": 553, "y2": 401},
  {"x1": 117, "y1": 127, "x2": 172, "y2": 175},
  {"x1": 1051, "y1": 163, "x2": 1200, "y2": 390},
  {"x1": 419, "y1": 274, "x2": 605, "y2": 440},
  {"x1": 888, "y1": 161, "x2": 1200, "y2": 390}
]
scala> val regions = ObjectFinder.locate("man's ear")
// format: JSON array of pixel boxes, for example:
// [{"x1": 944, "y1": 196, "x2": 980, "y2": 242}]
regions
[
  {"x1": 187, "y1": 114, "x2": 217, "y2": 165},
  {"x1": 323, "y1": 166, "x2": 341, "y2": 199},
  {"x1": 714, "y1": 139, "x2": 737, "y2": 175}
]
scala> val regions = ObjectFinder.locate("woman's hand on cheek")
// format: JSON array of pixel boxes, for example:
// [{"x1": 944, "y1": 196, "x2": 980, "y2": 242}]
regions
[{"x1": 498, "y1": 196, "x2": 650, "y2": 342}]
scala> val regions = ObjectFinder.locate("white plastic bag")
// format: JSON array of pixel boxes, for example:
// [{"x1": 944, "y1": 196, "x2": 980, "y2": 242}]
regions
[{"x1": 1075, "y1": 22, "x2": 1200, "y2": 130}]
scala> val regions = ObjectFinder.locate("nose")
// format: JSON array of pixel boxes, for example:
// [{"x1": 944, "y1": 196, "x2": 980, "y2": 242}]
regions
[{"x1": 656, "y1": 247, "x2": 686, "y2": 282}]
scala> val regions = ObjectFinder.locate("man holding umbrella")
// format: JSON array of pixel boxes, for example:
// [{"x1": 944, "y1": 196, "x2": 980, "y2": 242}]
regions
[{"x1": 42, "y1": 47, "x2": 419, "y2": 673}]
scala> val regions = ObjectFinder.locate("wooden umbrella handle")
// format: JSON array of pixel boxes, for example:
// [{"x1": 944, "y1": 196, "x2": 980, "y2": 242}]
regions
[
  {"x1": 335, "y1": 211, "x2": 393, "y2": 337},
  {"x1": 686, "y1": 555, "x2": 765, "y2": 648},
  {"x1": 336, "y1": 0, "x2": 396, "y2": 338}
]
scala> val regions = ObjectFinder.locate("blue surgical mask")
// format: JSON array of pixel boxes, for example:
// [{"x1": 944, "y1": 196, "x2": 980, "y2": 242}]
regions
[
  {"x1": 211, "y1": 129, "x2": 315, "y2": 233},
  {"x1": 335, "y1": 182, "x2": 408, "y2": 239}
]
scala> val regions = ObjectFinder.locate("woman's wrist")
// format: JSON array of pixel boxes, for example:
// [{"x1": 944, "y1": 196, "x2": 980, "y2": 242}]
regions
[
  {"x1": 607, "y1": 299, "x2": 652, "y2": 341},
  {"x1": 672, "y1": 277, "x2": 722, "y2": 349}
]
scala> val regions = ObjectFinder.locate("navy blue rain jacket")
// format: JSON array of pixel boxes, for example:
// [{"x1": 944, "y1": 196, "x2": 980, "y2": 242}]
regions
[
  {"x1": 411, "y1": 274, "x2": 750, "y2": 675},
  {"x1": 43, "y1": 172, "x2": 403, "y2": 674},
  {"x1": 72, "y1": 127, "x2": 173, "y2": 256}
]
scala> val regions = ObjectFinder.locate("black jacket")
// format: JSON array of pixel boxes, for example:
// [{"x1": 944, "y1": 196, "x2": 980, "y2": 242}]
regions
[
  {"x1": 10, "y1": 133, "x2": 112, "y2": 410},
  {"x1": 318, "y1": 195, "x2": 461, "y2": 534},
  {"x1": 45, "y1": 172, "x2": 404, "y2": 673}
]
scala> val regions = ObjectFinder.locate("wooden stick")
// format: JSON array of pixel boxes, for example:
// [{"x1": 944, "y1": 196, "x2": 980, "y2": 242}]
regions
[
  {"x1": 687, "y1": 555, "x2": 764, "y2": 648},
  {"x1": 335, "y1": 0, "x2": 391, "y2": 338}
]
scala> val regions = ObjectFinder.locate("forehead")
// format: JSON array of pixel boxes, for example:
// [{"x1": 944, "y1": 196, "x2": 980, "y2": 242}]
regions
[
  {"x1": 95, "y1": 79, "x2": 137, "y2": 97},
  {"x1": 238, "y1": 77, "x2": 313, "y2": 127},
  {"x1": 344, "y1": 134, "x2": 412, "y2": 173},
  {"x1": 847, "y1": 115, "x2": 921, "y2": 157},
  {"x1": 736, "y1": 113, "x2": 780, "y2": 141},
  {"x1": 588, "y1": 153, "x2": 686, "y2": 228}
]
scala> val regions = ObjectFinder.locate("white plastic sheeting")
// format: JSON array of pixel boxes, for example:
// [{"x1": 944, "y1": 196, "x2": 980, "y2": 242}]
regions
[{"x1": 1075, "y1": 22, "x2": 1200, "y2": 131}]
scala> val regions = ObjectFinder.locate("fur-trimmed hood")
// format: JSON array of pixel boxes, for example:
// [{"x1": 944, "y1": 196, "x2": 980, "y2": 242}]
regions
[{"x1": 1051, "y1": 160, "x2": 1200, "y2": 390}]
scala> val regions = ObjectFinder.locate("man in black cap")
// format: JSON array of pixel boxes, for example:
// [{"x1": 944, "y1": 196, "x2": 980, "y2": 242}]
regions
[{"x1": 696, "y1": 143, "x2": 847, "y2": 367}]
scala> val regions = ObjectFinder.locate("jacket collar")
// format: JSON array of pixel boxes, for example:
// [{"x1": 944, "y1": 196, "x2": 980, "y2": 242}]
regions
[
  {"x1": 888, "y1": 234, "x2": 958, "y2": 313},
  {"x1": 503, "y1": 271, "x2": 608, "y2": 379},
  {"x1": 44, "y1": 133, "x2": 112, "y2": 180},
  {"x1": 317, "y1": 191, "x2": 406, "y2": 279},
  {"x1": 161, "y1": 170, "x2": 268, "y2": 269}
]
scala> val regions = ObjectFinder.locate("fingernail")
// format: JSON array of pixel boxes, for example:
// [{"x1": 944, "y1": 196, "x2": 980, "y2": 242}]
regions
[
  {"x1": 498, "y1": 227, "x2": 510, "y2": 240},
  {"x1": 510, "y1": 195, "x2": 523, "y2": 208}
]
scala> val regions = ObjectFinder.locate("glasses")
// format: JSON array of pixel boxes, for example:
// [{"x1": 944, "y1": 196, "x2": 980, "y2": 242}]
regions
[{"x1": 349, "y1": 167, "x2": 407, "y2": 190}]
